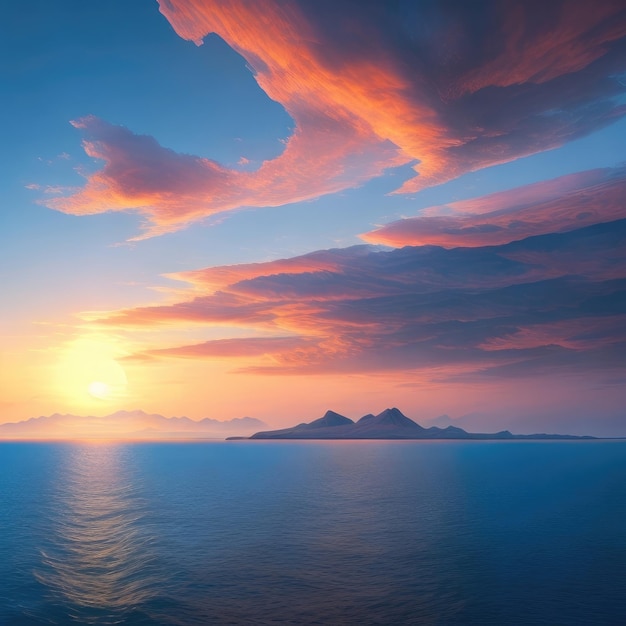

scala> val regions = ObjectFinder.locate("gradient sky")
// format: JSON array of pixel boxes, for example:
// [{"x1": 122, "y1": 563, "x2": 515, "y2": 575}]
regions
[{"x1": 2, "y1": 0, "x2": 626, "y2": 436}]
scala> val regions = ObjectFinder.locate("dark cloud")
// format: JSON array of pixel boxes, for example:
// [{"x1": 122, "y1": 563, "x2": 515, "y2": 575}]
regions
[{"x1": 97, "y1": 217, "x2": 626, "y2": 382}]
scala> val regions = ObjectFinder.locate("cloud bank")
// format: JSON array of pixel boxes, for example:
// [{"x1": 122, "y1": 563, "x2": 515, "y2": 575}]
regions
[
  {"x1": 95, "y1": 212, "x2": 626, "y2": 383},
  {"x1": 47, "y1": 0, "x2": 626, "y2": 234}
]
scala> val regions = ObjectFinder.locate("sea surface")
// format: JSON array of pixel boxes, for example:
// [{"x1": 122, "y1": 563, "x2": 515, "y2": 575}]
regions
[{"x1": 0, "y1": 440, "x2": 625, "y2": 625}]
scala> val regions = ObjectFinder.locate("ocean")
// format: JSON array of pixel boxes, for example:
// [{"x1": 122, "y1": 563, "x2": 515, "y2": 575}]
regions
[{"x1": 0, "y1": 440, "x2": 624, "y2": 625}]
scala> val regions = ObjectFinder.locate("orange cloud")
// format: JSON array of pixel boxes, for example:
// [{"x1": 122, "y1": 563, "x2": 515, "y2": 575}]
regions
[{"x1": 45, "y1": 1, "x2": 626, "y2": 234}]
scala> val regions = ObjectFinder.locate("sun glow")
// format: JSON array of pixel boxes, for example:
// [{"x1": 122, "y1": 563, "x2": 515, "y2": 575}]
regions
[
  {"x1": 55, "y1": 336, "x2": 128, "y2": 405},
  {"x1": 88, "y1": 380, "x2": 111, "y2": 400}
]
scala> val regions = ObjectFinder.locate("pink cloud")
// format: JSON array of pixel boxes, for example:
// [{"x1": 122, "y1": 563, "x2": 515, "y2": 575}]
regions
[
  {"x1": 129, "y1": 336, "x2": 314, "y2": 361},
  {"x1": 478, "y1": 317, "x2": 626, "y2": 351},
  {"x1": 44, "y1": 1, "x2": 626, "y2": 234},
  {"x1": 48, "y1": 114, "x2": 402, "y2": 238},
  {"x1": 168, "y1": 246, "x2": 372, "y2": 293},
  {"x1": 417, "y1": 169, "x2": 613, "y2": 218},
  {"x1": 363, "y1": 167, "x2": 626, "y2": 248}
]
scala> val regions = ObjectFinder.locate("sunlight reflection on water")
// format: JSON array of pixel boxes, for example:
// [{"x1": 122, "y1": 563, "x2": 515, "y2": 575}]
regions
[{"x1": 35, "y1": 445, "x2": 160, "y2": 624}]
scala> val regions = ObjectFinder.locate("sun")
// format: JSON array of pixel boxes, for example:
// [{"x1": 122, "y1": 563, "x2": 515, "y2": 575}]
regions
[
  {"x1": 55, "y1": 335, "x2": 129, "y2": 404},
  {"x1": 88, "y1": 380, "x2": 111, "y2": 400}
]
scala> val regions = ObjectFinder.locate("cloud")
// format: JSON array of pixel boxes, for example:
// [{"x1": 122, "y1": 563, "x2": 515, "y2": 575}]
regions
[
  {"x1": 363, "y1": 167, "x2": 626, "y2": 247},
  {"x1": 46, "y1": 1, "x2": 626, "y2": 234},
  {"x1": 128, "y1": 336, "x2": 313, "y2": 361},
  {"x1": 478, "y1": 316, "x2": 626, "y2": 351},
  {"x1": 167, "y1": 245, "x2": 373, "y2": 294},
  {"x1": 93, "y1": 216, "x2": 626, "y2": 381},
  {"x1": 48, "y1": 111, "x2": 402, "y2": 238}
]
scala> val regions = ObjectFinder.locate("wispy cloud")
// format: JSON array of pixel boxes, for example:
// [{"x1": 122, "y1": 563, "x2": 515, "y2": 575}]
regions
[
  {"x1": 48, "y1": 114, "x2": 401, "y2": 239},
  {"x1": 45, "y1": 0, "x2": 626, "y2": 235},
  {"x1": 363, "y1": 167, "x2": 626, "y2": 247},
  {"x1": 166, "y1": 246, "x2": 373, "y2": 294},
  {"x1": 128, "y1": 336, "x2": 313, "y2": 361}
]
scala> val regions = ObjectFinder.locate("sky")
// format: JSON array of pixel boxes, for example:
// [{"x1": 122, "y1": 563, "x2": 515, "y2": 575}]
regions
[{"x1": 1, "y1": 0, "x2": 626, "y2": 436}]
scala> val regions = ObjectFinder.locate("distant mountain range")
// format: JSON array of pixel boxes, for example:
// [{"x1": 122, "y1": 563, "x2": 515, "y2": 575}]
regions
[
  {"x1": 0, "y1": 410, "x2": 266, "y2": 440},
  {"x1": 235, "y1": 408, "x2": 593, "y2": 440}
]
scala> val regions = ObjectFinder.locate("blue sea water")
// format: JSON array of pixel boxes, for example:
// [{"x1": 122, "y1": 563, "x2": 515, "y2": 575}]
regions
[{"x1": 0, "y1": 441, "x2": 625, "y2": 625}]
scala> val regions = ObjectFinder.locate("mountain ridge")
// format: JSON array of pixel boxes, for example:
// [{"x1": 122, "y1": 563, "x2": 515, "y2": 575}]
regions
[
  {"x1": 244, "y1": 408, "x2": 594, "y2": 440},
  {"x1": 0, "y1": 410, "x2": 266, "y2": 440}
]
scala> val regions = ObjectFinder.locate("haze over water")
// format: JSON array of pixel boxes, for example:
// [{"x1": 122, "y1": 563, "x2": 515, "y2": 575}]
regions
[{"x1": 1, "y1": 441, "x2": 625, "y2": 625}]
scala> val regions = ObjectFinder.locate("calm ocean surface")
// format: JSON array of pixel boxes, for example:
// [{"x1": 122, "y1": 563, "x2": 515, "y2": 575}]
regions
[{"x1": 0, "y1": 441, "x2": 625, "y2": 625}]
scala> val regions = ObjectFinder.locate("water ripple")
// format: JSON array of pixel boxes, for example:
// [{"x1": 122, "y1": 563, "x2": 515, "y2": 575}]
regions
[{"x1": 34, "y1": 445, "x2": 161, "y2": 624}]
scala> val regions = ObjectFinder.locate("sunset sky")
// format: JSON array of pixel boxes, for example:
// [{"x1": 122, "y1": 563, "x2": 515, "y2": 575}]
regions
[{"x1": 2, "y1": 0, "x2": 626, "y2": 436}]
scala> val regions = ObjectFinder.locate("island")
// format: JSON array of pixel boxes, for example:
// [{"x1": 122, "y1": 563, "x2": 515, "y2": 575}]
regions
[{"x1": 230, "y1": 408, "x2": 594, "y2": 440}]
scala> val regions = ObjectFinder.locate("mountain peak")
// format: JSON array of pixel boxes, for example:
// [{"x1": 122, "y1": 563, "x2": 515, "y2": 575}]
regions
[
  {"x1": 377, "y1": 407, "x2": 404, "y2": 418},
  {"x1": 371, "y1": 408, "x2": 425, "y2": 429},
  {"x1": 306, "y1": 410, "x2": 354, "y2": 429},
  {"x1": 357, "y1": 413, "x2": 376, "y2": 423}
]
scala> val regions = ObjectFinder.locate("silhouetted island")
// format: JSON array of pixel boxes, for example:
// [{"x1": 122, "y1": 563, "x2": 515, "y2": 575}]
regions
[{"x1": 230, "y1": 408, "x2": 594, "y2": 440}]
